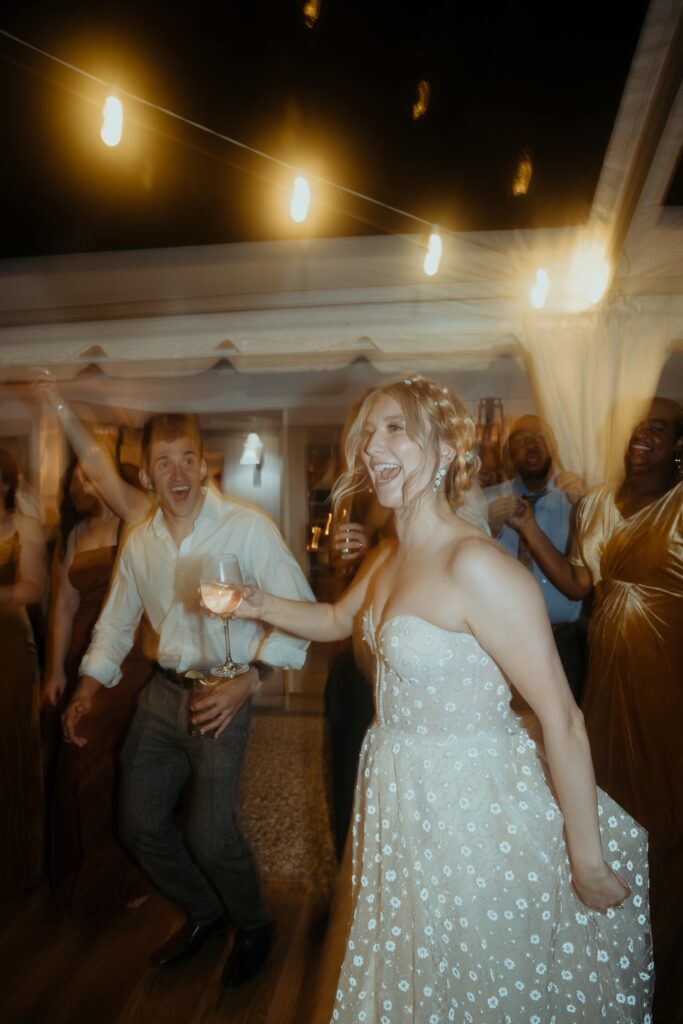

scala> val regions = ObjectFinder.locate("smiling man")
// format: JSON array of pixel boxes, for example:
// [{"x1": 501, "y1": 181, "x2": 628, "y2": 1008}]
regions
[
  {"x1": 484, "y1": 414, "x2": 586, "y2": 701},
  {"x1": 62, "y1": 412, "x2": 314, "y2": 990}
]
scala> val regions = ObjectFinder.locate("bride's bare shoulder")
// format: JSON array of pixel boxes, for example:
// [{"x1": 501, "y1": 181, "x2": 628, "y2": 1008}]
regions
[{"x1": 447, "y1": 530, "x2": 517, "y2": 582}]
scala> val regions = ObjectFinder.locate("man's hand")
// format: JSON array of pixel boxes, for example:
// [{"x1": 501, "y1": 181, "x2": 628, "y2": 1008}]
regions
[
  {"x1": 333, "y1": 522, "x2": 370, "y2": 561},
  {"x1": 190, "y1": 667, "x2": 260, "y2": 738},
  {"x1": 61, "y1": 675, "x2": 102, "y2": 747},
  {"x1": 506, "y1": 497, "x2": 535, "y2": 534},
  {"x1": 555, "y1": 471, "x2": 588, "y2": 508},
  {"x1": 487, "y1": 496, "x2": 521, "y2": 537}
]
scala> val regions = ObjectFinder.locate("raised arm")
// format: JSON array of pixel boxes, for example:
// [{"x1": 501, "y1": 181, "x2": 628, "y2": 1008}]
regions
[
  {"x1": 43, "y1": 529, "x2": 81, "y2": 706},
  {"x1": 235, "y1": 539, "x2": 391, "y2": 642},
  {"x1": 0, "y1": 515, "x2": 46, "y2": 607},
  {"x1": 34, "y1": 380, "x2": 149, "y2": 525},
  {"x1": 455, "y1": 540, "x2": 628, "y2": 912},
  {"x1": 506, "y1": 500, "x2": 592, "y2": 600}
]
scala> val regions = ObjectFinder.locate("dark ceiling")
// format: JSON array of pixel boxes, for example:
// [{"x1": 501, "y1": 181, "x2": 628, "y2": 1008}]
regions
[{"x1": 0, "y1": 0, "x2": 652, "y2": 259}]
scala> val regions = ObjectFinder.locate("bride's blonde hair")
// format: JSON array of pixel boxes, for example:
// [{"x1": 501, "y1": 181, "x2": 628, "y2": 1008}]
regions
[{"x1": 332, "y1": 375, "x2": 480, "y2": 515}]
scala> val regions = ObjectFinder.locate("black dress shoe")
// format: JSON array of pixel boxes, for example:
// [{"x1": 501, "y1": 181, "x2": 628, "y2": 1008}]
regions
[
  {"x1": 150, "y1": 917, "x2": 227, "y2": 969},
  {"x1": 220, "y1": 922, "x2": 275, "y2": 990}
]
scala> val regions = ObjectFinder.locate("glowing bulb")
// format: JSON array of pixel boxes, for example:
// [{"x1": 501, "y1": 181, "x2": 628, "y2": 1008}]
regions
[
  {"x1": 100, "y1": 94, "x2": 123, "y2": 147},
  {"x1": 568, "y1": 237, "x2": 611, "y2": 308},
  {"x1": 530, "y1": 268, "x2": 549, "y2": 309},
  {"x1": 512, "y1": 150, "x2": 533, "y2": 196},
  {"x1": 290, "y1": 175, "x2": 311, "y2": 222},
  {"x1": 587, "y1": 256, "x2": 611, "y2": 305},
  {"x1": 412, "y1": 80, "x2": 431, "y2": 120},
  {"x1": 303, "y1": 0, "x2": 320, "y2": 28},
  {"x1": 423, "y1": 226, "x2": 442, "y2": 277}
]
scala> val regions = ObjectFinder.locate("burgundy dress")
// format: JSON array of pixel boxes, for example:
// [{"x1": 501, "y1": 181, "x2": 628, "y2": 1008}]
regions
[
  {"x1": 51, "y1": 542, "x2": 153, "y2": 915},
  {"x1": 0, "y1": 532, "x2": 44, "y2": 898}
]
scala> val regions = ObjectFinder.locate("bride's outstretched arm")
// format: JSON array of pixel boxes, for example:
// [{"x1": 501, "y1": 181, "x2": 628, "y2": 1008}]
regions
[
  {"x1": 453, "y1": 539, "x2": 629, "y2": 914},
  {"x1": 234, "y1": 539, "x2": 391, "y2": 643}
]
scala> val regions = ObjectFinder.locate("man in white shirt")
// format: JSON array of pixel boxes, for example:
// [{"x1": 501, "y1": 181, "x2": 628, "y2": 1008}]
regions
[{"x1": 62, "y1": 413, "x2": 314, "y2": 989}]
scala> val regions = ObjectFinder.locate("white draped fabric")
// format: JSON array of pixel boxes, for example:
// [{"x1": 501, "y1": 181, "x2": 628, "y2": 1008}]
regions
[{"x1": 520, "y1": 299, "x2": 679, "y2": 483}]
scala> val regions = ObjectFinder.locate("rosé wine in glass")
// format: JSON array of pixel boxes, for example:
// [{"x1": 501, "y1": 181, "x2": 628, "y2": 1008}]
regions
[
  {"x1": 199, "y1": 554, "x2": 249, "y2": 678},
  {"x1": 200, "y1": 580, "x2": 243, "y2": 617}
]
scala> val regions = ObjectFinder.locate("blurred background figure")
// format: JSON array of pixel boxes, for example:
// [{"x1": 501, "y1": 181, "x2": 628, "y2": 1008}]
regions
[
  {"x1": 39, "y1": 384, "x2": 153, "y2": 915},
  {"x1": 507, "y1": 397, "x2": 683, "y2": 1024},
  {"x1": 0, "y1": 448, "x2": 47, "y2": 898},
  {"x1": 484, "y1": 414, "x2": 588, "y2": 702}
]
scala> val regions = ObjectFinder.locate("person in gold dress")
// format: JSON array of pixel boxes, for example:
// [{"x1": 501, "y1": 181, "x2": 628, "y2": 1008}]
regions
[{"x1": 508, "y1": 397, "x2": 683, "y2": 1024}]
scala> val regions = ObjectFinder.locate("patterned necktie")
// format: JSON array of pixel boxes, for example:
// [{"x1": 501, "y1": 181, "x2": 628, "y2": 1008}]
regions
[{"x1": 516, "y1": 489, "x2": 549, "y2": 569}]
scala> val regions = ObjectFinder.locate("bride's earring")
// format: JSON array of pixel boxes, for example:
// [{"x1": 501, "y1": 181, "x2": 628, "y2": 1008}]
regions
[{"x1": 433, "y1": 461, "x2": 446, "y2": 492}]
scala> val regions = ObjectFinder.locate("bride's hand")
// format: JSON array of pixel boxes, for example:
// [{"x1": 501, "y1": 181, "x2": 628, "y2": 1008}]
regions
[
  {"x1": 571, "y1": 861, "x2": 631, "y2": 913},
  {"x1": 231, "y1": 584, "x2": 266, "y2": 620}
]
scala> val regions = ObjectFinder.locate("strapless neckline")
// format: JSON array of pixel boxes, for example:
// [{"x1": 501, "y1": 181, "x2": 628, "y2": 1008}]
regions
[{"x1": 365, "y1": 606, "x2": 477, "y2": 644}]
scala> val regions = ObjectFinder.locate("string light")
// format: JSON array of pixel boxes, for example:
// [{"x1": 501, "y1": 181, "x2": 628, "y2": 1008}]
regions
[
  {"x1": 423, "y1": 225, "x2": 442, "y2": 276},
  {"x1": 530, "y1": 268, "x2": 549, "y2": 309},
  {"x1": 290, "y1": 175, "x2": 311, "y2": 223},
  {"x1": 568, "y1": 236, "x2": 611, "y2": 309},
  {"x1": 511, "y1": 150, "x2": 533, "y2": 196},
  {"x1": 303, "y1": 0, "x2": 321, "y2": 28},
  {"x1": 412, "y1": 80, "x2": 431, "y2": 121},
  {"x1": 100, "y1": 94, "x2": 123, "y2": 147},
  {"x1": 0, "y1": 28, "x2": 436, "y2": 234}
]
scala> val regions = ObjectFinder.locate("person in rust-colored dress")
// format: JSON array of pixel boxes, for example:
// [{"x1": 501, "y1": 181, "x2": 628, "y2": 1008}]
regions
[
  {"x1": 0, "y1": 449, "x2": 46, "y2": 898},
  {"x1": 48, "y1": 482, "x2": 153, "y2": 913},
  {"x1": 39, "y1": 381, "x2": 153, "y2": 914}
]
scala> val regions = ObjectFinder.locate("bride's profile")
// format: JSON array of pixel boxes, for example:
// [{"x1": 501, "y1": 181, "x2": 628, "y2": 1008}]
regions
[{"x1": 234, "y1": 375, "x2": 653, "y2": 1023}]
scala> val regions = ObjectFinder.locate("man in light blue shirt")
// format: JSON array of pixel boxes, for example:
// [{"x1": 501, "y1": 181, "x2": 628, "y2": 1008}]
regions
[{"x1": 484, "y1": 415, "x2": 586, "y2": 700}]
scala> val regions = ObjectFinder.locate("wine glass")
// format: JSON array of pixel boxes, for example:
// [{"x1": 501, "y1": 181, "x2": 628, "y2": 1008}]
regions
[{"x1": 199, "y1": 554, "x2": 249, "y2": 678}]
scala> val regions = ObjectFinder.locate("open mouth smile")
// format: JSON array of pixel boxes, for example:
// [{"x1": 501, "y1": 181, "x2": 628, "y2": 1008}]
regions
[{"x1": 371, "y1": 462, "x2": 401, "y2": 484}]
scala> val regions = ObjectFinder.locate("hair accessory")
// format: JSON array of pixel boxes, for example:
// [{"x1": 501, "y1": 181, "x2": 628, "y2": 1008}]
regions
[
  {"x1": 402, "y1": 378, "x2": 413, "y2": 386},
  {"x1": 464, "y1": 449, "x2": 476, "y2": 465},
  {"x1": 441, "y1": 386, "x2": 448, "y2": 395},
  {"x1": 433, "y1": 461, "x2": 447, "y2": 492}
]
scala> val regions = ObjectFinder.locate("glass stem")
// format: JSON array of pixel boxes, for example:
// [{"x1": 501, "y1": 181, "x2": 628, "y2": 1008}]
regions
[{"x1": 224, "y1": 617, "x2": 233, "y2": 667}]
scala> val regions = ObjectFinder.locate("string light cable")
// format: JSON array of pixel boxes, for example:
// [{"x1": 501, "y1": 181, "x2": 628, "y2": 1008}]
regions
[{"x1": 0, "y1": 26, "x2": 450, "y2": 248}]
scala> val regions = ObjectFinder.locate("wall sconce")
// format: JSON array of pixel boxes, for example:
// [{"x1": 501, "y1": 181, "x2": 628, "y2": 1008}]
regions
[{"x1": 240, "y1": 432, "x2": 264, "y2": 467}]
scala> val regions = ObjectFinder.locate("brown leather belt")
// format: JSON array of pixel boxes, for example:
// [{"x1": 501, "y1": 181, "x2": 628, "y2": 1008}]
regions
[{"x1": 156, "y1": 665, "x2": 204, "y2": 690}]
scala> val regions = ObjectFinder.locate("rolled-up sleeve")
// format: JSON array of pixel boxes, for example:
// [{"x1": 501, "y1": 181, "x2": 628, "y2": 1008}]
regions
[
  {"x1": 79, "y1": 542, "x2": 144, "y2": 687},
  {"x1": 245, "y1": 517, "x2": 315, "y2": 669}
]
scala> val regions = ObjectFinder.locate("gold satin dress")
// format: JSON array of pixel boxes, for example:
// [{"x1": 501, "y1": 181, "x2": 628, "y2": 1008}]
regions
[{"x1": 572, "y1": 481, "x2": 683, "y2": 1023}]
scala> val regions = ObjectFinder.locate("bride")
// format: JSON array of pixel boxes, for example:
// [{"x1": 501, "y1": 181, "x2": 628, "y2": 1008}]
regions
[{"x1": 234, "y1": 376, "x2": 653, "y2": 1023}]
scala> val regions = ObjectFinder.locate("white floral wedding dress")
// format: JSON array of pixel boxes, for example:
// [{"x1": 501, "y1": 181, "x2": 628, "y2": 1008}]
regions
[{"x1": 329, "y1": 611, "x2": 653, "y2": 1024}]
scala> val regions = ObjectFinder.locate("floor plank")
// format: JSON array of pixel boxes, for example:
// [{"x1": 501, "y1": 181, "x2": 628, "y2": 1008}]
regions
[{"x1": 0, "y1": 880, "x2": 328, "y2": 1024}]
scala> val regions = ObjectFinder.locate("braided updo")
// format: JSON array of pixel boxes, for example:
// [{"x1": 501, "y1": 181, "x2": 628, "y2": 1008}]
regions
[{"x1": 332, "y1": 375, "x2": 480, "y2": 515}]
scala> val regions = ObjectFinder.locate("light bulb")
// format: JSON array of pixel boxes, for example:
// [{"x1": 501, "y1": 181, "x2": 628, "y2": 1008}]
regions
[
  {"x1": 530, "y1": 268, "x2": 549, "y2": 309},
  {"x1": 568, "y1": 236, "x2": 611, "y2": 309},
  {"x1": 303, "y1": 0, "x2": 320, "y2": 28},
  {"x1": 101, "y1": 94, "x2": 123, "y2": 147},
  {"x1": 290, "y1": 175, "x2": 311, "y2": 222},
  {"x1": 423, "y1": 226, "x2": 442, "y2": 277}
]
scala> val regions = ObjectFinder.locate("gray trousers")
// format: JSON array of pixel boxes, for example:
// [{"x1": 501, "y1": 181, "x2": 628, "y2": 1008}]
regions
[{"x1": 119, "y1": 673, "x2": 270, "y2": 929}]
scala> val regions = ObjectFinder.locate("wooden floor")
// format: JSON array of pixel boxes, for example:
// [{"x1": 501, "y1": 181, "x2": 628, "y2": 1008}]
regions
[{"x1": 0, "y1": 878, "x2": 329, "y2": 1024}]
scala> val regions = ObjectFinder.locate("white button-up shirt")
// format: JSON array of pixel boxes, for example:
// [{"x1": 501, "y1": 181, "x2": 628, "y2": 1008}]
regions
[{"x1": 80, "y1": 487, "x2": 314, "y2": 686}]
